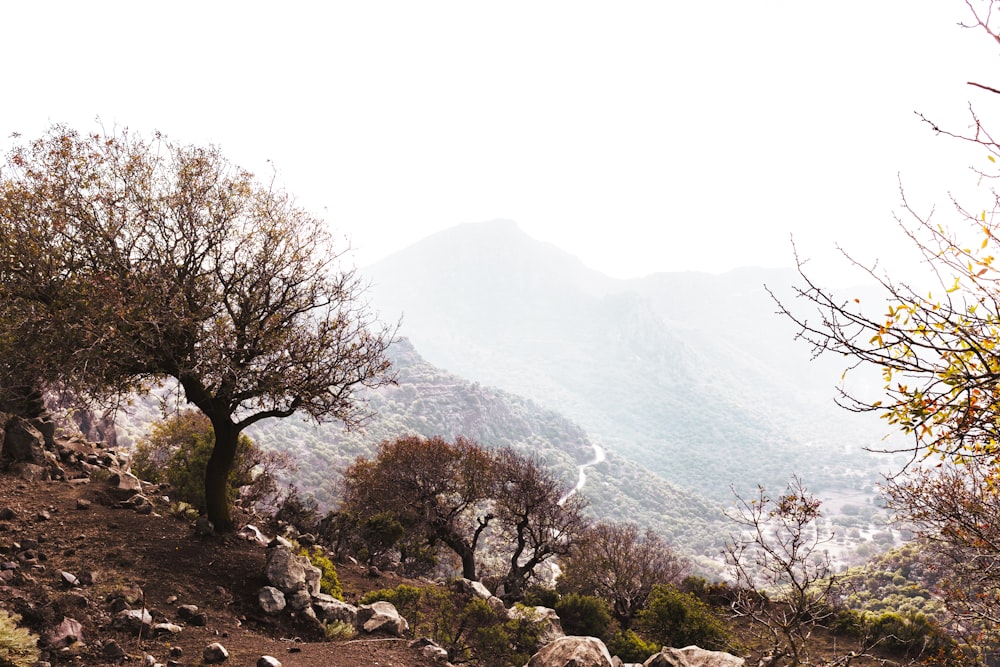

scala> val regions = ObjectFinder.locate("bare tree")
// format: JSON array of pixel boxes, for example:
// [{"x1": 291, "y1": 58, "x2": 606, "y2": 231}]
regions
[
  {"x1": 558, "y1": 520, "x2": 686, "y2": 628},
  {"x1": 725, "y1": 478, "x2": 837, "y2": 666}
]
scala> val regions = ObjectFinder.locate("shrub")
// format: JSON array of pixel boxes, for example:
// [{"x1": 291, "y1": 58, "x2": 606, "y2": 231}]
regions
[
  {"x1": 522, "y1": 586, "x2": 559, "y2": 609},
  {"x1": 636, "y1": 584, "x2": 728, "y2": 650},
  {"x1": 323, "y1": 619, "x2": 355, "y2": 640},
  {"x1": 0, "y1": 609, "x2": 39, "y2": 667},
  {"x1": 555, "y1": 593, "x2": 612, "y2": 638},
  {"x1": 606, "y1": 630, "x2": 660, "y2": 664},
  {"x1": 133, "y1": 410, "x2": 284, "y2": 512},
  {"x1": 300, "y1": 546, "x2": 343, "y2": 599}
]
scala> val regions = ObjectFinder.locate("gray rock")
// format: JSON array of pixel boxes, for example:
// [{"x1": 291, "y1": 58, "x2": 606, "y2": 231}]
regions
[
  {"x1": 110, "y1": 470, "x2": 143, "y2": 494},
  {"x1": 257, "y1": 656, "x2": 282, "y2": 667},
  {"x1": 101, "y1": 639, "x2": 127, "y2": 662},
  {"x1": 644, "y1": 646, "x2": 746, "y2": 667},
  {"x1": 286, "y1": 589, "x2": 312, "y2": 611},
  {"x1": 113, "y1": 608, "x2": 153, "y2": 635},
  {"x1": 312, "y1": 596, "x2": 358, "y2": 626},
  {"x1": 509, "y1": 605, "x2": 564, "y2": 643},
  {"x1": 357, "y1": 601, "x2": 409, "y2": 636},
  {"x1": 525, "y1": 636, "x2": 614, "y2": 667},
  {"x1": 2, "y1": 417, "x2": 46, "y2": 465},
  {"x1": 264, "y1": 544, "x2": 320, "y2": 595},
  {"x1": 454, "y1": 577, "x2": 492, "y2": 599},
  {"x1": 153, "y1": 622, "x2": 182, "y2": 636},
  {"x1": 258, "y1": 586, "x2": 286, "y2": 614},
  {"x1": 203, "y1": 642, "x2": 229, "y2": 663}
]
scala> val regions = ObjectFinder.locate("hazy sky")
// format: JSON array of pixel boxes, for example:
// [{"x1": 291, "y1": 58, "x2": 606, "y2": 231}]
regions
[{"x1": 3, "y1": 2, "x2": 998, "y2": 284}]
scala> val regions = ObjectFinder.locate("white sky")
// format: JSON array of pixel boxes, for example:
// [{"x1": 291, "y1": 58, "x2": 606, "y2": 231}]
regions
[{"x1": 3, "y1": 1, "x2": 999, "y2": 284}]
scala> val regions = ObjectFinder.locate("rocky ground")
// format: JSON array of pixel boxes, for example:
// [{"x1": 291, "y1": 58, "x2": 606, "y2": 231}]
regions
[{"x1": 0, "y1": 438, "x2": 442, "y2": 667}]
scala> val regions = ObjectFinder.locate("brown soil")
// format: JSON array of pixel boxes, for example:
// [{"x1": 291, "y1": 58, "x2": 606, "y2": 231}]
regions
[{"x1": 0, "y1": 463, "x2": 441, "y2": 667}]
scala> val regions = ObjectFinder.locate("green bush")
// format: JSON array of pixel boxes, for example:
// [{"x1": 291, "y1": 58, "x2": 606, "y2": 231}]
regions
[
  {"x1": 865, "y1": 611, "x2": 955, "y2": 656},
  {"x1": 554, "y1": 593, "x2": 612, "y2": 638},
  {"x1": 636, "y1": 584, "x2": 728, "y2": 650},
  {"x1": 606, "y1": 630, "x2": 660, "y2": 663},
  {"x1": 522, "y1": 586, "x2": 559, "y2": 609},
  {"x1": 133, "y1": 410, "x2": 280, "y2": 512},
  {"x1": 0, "y1": 609, "x2": 39, "y2": 667},
  {"x1": 300, "y1": 546, "x2": 343, "y2": 599}
]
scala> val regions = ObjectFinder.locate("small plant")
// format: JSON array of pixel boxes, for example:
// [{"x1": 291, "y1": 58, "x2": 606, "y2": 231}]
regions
[
  {"x1": 636, "y1": 584, "x2": 729, "y2": 650},
  {"x1": 606, "y1": 630, "x2": 660, "y2": 664},
  {"x1": 323, "y1": 619, "x2": 356, "y2": 640},
  {"x1": 0, "y1": 609, "x2": 39, "y2": 667}
]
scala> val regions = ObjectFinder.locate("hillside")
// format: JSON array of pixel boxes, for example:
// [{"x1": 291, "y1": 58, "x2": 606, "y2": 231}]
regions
[
  {"x1": 364, "y1": 219, "x2": 895, "y2": 501},
  {"x1": 112, "y1": 338, "x2": 727, "y2": 558}
]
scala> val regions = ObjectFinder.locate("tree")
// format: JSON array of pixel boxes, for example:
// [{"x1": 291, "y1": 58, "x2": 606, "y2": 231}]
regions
[
  {"x1": 724, "y1": 478, "x2": 837, "y2": 667},
  {"x1": 341, "y1": 435, "x2": 496, "y2": 580},
  {"x1": 0, "y1": 126, "x2": 395, "y2": 530},
  {"x1": 770, "y1": 4, "x2": 1000, "y2": 650},
  {"x1": 558, "y1": 520, "x2": 686, "y2": 628},
  {"x1": 492, "y1": 448, "x2": 589, "y2": 603}
]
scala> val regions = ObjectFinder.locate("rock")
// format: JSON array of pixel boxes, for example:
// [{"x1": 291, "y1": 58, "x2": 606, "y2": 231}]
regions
[
  {"x1": 357, "y1": 601, "x2": 409, "y2": 636},
  {"x1": 177, "y1": 604, "x2": 199, "y2": 620},
  {"x1": 258, "y1": 586, "x2": 286, "y2": 614},
  {"x1": 509, "y1": 605, "x2": 564, "y2": 643},
  {"x1": 153, "y1": 622, "x2": 183, "y2": 636},
  {"x1": 644, "y1": 646, "x2": 746, "y2": 667},
  {"x1": 113, "y1": 608, "x2": 153, "y2": 635},
  {"x1": 286, "y1": 589, "x2": 312, "y2": 611},
  {"x1": 524, "y1": 636, "x2": 614, "y2": 667},
  {"x1": 454, "y1": 577, "x2": 493, "y2": 599},
  {"x1": 264, "y1": 544, "x2": 320, "y2": 595},
  {"x1": 203, "y1": 642, "x2": 230, "y2": 663},
  {"x1": 46, "y1": 616, "x2": 84, "y2": 649},
  {"x1": 109, "y1": 470, "x2": 143, "y2": 494},
  {"x1": 411, "y1": 638, "x2": 450, "y2": 663},
  {"x1": 239, "y1": 523, "x2": 269, "y2": 544},
  {"x1": 2, "y1": 417, "x2": 46, "y2": 465},
  {"x1": 257, "y1": 656, "x2": 282, "y2": 667},
  {"x1": 120, "y1": 494, "x2": 154, "y2": 514},
  {"x1": 76, "y1": 498, "x2": 91, "y2": 510},
  {"x1": 312, "y1": 596, "x2": 358, "y2": 626},
  {"x1": 101, "y1": 639, "x2": 127, "y2": 663},
  {"x1": 59, "y1": 570, "x2": 81, "y2": 587}
]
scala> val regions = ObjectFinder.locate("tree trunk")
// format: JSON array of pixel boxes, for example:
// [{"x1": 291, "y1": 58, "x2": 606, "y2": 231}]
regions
[{"x1": 204, "y1": 418, "x2": 239, "y2": 532}]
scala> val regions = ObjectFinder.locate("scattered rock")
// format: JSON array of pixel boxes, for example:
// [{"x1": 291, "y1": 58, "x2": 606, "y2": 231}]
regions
[
  {"x1": 46, "y1": 616, "x2": 84, "y2": 649},
  {"x1": 312, "y1": 595, "x2": 358, "y2": 626},
  {"x1": 257, "y1": 656, "x2": 282, "y2": 667},
  {"x1": 203, "y1": 642, "x2": 230, "y2": 663},
  {"x1": 453, "y1": 577, "x2": 492, "y2": 599}
]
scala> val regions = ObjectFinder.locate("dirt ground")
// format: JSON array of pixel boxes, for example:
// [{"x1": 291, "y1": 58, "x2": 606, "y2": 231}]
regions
[{"x1": 0, "y1": 465, "x2": 442, "y2": 667}]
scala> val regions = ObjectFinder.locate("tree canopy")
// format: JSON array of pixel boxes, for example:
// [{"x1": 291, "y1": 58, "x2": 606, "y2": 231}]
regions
[{"x1": 0, "y1": 125, "x2": 395, "y2": 529}]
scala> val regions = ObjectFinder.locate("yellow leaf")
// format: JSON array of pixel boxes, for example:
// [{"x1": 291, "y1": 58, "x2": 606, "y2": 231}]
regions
[{"x1": 990, "y1": 155, "x2": 996, "y2": 163}]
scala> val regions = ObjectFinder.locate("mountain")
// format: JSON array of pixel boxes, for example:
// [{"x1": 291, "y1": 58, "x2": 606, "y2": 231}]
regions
[{"x1": 364, "y1": 219, "x2": 891, "y2": 501}]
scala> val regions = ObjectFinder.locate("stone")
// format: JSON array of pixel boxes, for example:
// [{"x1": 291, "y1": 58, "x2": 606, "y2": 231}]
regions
[
  {"x1": 2, "y1": 417, "x2": 46, "y2": 465},
  {"x1": 102, "y1": 639, "x2": 127, "y2": 662},
  {"x1": 257, "y1": 656, "x2": 282, "y2": 667},
  {"x1": 46, "y1": 617, "x2": 84, "y2": 649},
  {"x1": 76, "y1": 498, "x2": 91, "y2": 510},
  {"x1": 110, "y1": 470, "x2": 142, "y2": 494},
  {"x1": 59, "y1": 570, "x2": 81, "y2": 587},
  {"x1": 357, "y1": 601, "x2": 409, "y2": 636},
  {"x1": 203, "y1": 642, "x2": 229, "y2": 663},
  {"x1": 454, "y1": 577, "x2": 493, "y2": 599},
  {"x1": 258, "y1": 586, "x2": 286, "y2": 614},
  {"x1": 286, "y1": 589, "x2": 311, "y2": 611},
  {"x1": 153, "y1": 622, "x2": 183, "y2": 636},
  {"x1": 411, "y1": 638, "x2": 450, "y2": 663},
  {"x1": 524, "y1": 636, "x2": 614, "y2": 667},
  {"x1": 644, "y1": 646, "x2": 746, "y2": 667},
  {"x1": 312, "y1": 596, "x2": 358, "y2": 626},
  {"x1": 177, "y1": 604, "x2": 199, "y2": 619},
  {"x1": 113, "y1": 608, "x2": 153, "y2": 635},
  {"x1": 264, "y1": 544, "x2": 318, "y2": 594},
  {"x1": 508, "y1": 605, "x2": 564, "y2": 643}
]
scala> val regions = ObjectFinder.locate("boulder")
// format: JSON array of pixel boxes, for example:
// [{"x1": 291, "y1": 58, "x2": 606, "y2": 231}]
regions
[
  {"x1": 454, "y1": 577, "x2": 493, "y2": 599},
  {"x1": 264, "y1": 544, "x2": 321, "y2": 595},
  {"x1": 1, "y1": 417, "x2": 46, "y2": 465},
  {"x1": 257, "y1": 657, "x2": 282, "y2": 667},
  {"x1": 312, "y1": 595, "x2": 358, "y2": 626},
  {"x1": 525, "y1": 636, "x2": 614, "y2": 667},
  {"x1": 644, "y1": 646, "x2": 746, "y2": 667},
  {"x1": 47, "y1": 616, "x2": 84, "y2": 649},
  {"x1": 357, "y1": 601, "x2": 409, "y2": 636},
  {"x1": 113, "y1": 608, "x2": 153, "y2": 635},
  {"x1": 509, "y1": 605, "x2": 564, "y2": 643},
  {"x1": 258, "y1": 586, "x2": 286, "y2": 614}
]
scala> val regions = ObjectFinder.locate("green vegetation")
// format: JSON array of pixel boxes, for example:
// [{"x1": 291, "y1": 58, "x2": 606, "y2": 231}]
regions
[
  {"x1": 0, "y1": 610, "x2": 39, "y2": 667},
  {"x1": 299, "y1": 546, "x2": 343, "y2": 599},
  {"x1": 636, "y1": 584, "x2": 728, "y2": 650}
]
